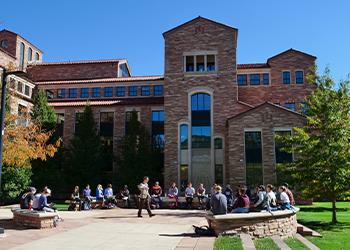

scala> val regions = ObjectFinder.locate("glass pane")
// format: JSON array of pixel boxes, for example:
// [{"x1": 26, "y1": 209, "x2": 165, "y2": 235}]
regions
[
  {"x1": 180, "y1": 165, "x2": 188, "y2": 192},
  {"x1": 180, "y1": 124, "x2": 188, "y2": 149},
  {"x1": 245, "y1": 131, "x2": 263, "y2": 187},
  {"x1": 196, "y1": 55, "x2": 205, "y2": 72},
  {"x1": 214, "y1": 138, "x2": 223, "y2": 149},
  {"x1": 207, "y1": 55, "x2": 215, "y2": 71},
  {"x1": 275, "y1": 131, "x2": 293, "y2": 163},
  {"x1": 186, "y1": 56, "x2": 194, "y2": 72}
]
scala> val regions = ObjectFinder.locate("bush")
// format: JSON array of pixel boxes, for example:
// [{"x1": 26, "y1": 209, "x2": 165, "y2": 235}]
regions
[{"x1": 0, "y1": 165, "x2": 32, "y2": 202}]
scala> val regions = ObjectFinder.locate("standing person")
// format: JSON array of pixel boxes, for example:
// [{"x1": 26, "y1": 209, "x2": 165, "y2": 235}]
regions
[
  {"x1": 185, "y1": 182, "x2": 195, "y2": 209},
  {"x1": 278, "y1": 186, "x2": 291, "y2": 210},
  {"x1": 196, "y1": 183, "x2": 206, "y2": 210},
  {"x1": 232, "y1": 186, "x2": 250, "y2": 213},
  {"x1": 210, "y1": 185, "x2": 227, "y2": 215},
  {"x1": 20, "y1": 187, "x2": 36, "y2": 210},
  {"x1": 266, "y1": 184, "x2": 277, "y2": 211},
  {"x1": 283, "y1": 183, "x2": 295, "y2": 206},
  {"x1": 120, "y1": 185, "x2": 130, "y2": 208},
  {"x1": 223, "y1": 184, "x2": 234, "y2": 210},
  {"x1": 137, "y1": 176, "x2": 155, "y2": 218},
  {"x1": 151, "y1": 181, "x2": 163, "y2": 209},
  {"x1": 167, "y1": 182, "x2": 179, "y2": 208},
  {"x1": 251, "y1": 185, "x2": 267, "y2": 211}
]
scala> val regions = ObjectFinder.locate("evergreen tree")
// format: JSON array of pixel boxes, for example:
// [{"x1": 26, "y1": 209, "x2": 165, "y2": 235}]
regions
[
  {"x1": 67, "y1": 105, "x2": 104, "y2": 187},
  {"x1": 31, "y1": 89, "x2": 57, "y2": 130},
  {"x1": 277, "y1": 68, "x2": 350, "y2": 224},
  {"x1": 117, "y1": 110, "x2": 163, "y2": 192}
]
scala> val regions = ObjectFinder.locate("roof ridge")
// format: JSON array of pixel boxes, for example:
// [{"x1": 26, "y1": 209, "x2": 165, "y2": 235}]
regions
[{"x1": 29, "y1": 59, "x2": 126, "y2": 66}]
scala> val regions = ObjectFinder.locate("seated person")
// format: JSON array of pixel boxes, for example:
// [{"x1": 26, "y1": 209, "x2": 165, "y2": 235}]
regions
[
  {"x1": 96, "y1": 184, "x2": 104, "y2": 201},
  {"x1": 196, "y1": 183, "x2": 207, "y2": 210},
  {"x1": 167, "y1": 182, "x2": 179, "y2": 208},
  {"x1": 232, "y1": 186, "x2": 250, "y2": 213},
  {"x1": 20, "y1": 187, "x2": 36, "y2": 210},
  {"x1": 150, "y1": 182, "x2": 163, "y2": 209},
  {"x1": 266, "y1": 184, "x2": 277, "y2": 211},
  {"x1": 104, "y1": 184, "x2": 118, "y2": 208},
  {"x1": 82, "y1": 184, "x2": 92, "y2": 210},
  {"x1": 185, "y1": 182, "x2": 195, "y2": 209},
  {"x1": 223, "y1": 184, "x2": 234, "y2": 210},
  {"x1": 37, "y1": 188, "x2": 63, "y2": 222},
  {"x1": 120, "y1": 185, "x2": 130, "y2": 208},
  {"x1": 278, "y1": 186, "x2": 291, "y2": 210},
  {"x1": 69, "y1": 186, "x2": 82, "y2": 211},
  {"x1": 284, "y1": 183, "x2": 295, "y2": 206},
  {"x1": 250, "y1": 185, "x2": 267, "y2": 211},
  {"x1": 210, "y1": 185, "x2": 227, "y2": 215}
]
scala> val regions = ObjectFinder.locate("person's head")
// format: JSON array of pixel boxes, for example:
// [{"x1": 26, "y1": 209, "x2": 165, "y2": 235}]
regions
[
  {"x1": 171, "y1": 182, "x2": 176, "y2": 187},
  {"x1": 97, "y1": 184, "x2": 102, "y2": 189},
  {"x1": 74, "y1": 186, "x2": 79, "y2": 192},
  {"x1": 154, "y1": 181, "x2": 159, "y2": 186},
  {"x1": 187, "y1": 182, "x2": 192, "y2": 187},
  {"x1": 266, "y1": 184, "x2": 274, "y2": 192},
  {"x1": 86, "y1": 184, "x2": 90, "y2": 189},
  {"x1": 107, "y1": 184, "x2": 112, "y2": 188},
  {"x1": 43, "y1": 188, "x2": 51, "y2": 196},
  {"x1": 143, "y1": 176, "x2": 149, "y2": 183},
  {"x1": 215, "y1": 185, "x2": 222, "y2": 193},
  {"x1": 199, "y1": 183, "x2": 204, "y2": 188},
  {"x1": 283, "y1": 183, "x2": 289, "y2": 189},
  {"x1": 226, "y1": 184, "x2": 231, "y2": 189},
  {"x1": 259, "y1": 185, "x2": 265, "y2": 192},
  {"x1": 124, "y1": 185, "x2": 128, "y2": 190},
  {"x1": 28, "y1": 187, "x2": 36, "y2": 194},
  {"x1": 279, "y1": 186, "x2": 286, "y2": 193},
  {"x1": 239, "y1": 186, "x2": 247, "y2": 196},
  {"x1": 213, "y1": 183, "x2": 217, "y2": 188}
]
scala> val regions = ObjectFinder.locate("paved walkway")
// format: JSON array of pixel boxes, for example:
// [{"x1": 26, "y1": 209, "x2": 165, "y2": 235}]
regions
[{"x1": 0, "y1": 208, "x2": 214, "y2": 250}]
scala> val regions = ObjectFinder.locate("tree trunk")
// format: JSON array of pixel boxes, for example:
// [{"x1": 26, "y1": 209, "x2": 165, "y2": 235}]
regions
[{"x1": 332, "y1": 192, "x2": 337, "y2": 224}]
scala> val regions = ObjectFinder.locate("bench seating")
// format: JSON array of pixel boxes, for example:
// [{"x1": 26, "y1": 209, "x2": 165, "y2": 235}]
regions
[
  {"x1": 12, "y1": 209, "x2": 58, "y2": 229},
  {"x1": 206, "y1": 208, "x2": 300, "y2": 238}
]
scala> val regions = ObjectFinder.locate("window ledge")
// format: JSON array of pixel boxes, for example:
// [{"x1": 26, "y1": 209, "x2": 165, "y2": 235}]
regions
[{"x1": 184, "y1": 71, "x2": 218, "y2": 77}]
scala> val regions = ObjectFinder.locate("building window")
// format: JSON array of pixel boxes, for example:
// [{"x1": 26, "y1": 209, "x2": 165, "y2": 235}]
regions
[
  {"x1": 237, "y1": 74, "x2": 247, "y2": 86},
  {"x1": 128, "y1": 86, "x2": 138, "y2": 96},
  {"x1": 152, "y1": 110, "x2": 164, "y2": 149},
  {"x1": 263, "y1": 73, "x2": 270, "y2": 85},
  {"x1": 100, "y1": 112, "x2": 114, "y2": 137},
  {"x1": 92, "y1": 87, "x2": 100, "y2": 98},
  {"x1": 24, "y1": 85, "x2": 30, "y2": 96},
  {"x1": 19, "y1": 42, "x2": 25, "y2": 69},
  {"x1": 214, "y1": 138, "x2": 223, "y2": 149},
  {"x1": 295, "y1": 71, "x2": 304, "y2": 84},
  {"x1": 104, "y1": 87, "x2": 113, "y2": 97},
  {"x1": 250, "y1": 74, "x2": 260, "y2": 85},
  {"x1": 180, "y1": 124, "x2": 188, "y2": 150},
  {"x1": 27, "y1": 47, "x2": 32, "y2": 61},
  {"x1": 17, "y1": 82, "x2": 23, "y2": 93},
  {"x1": 116, "y1": 86, "x2": 125, "y2": 97},
  {"x1": 80, "y1": 88, "x2": 89, "y2": 98},
  {"x1": 214, "y1": 137, "x2": 224, "y2": 185},
  {"x1": 58, "y1": 89, "x2": 65, "y2": 98},
  {"x1": 35, "y1": 52, "x2": 40, "y2": 61},
  {"x1": 17, "y1": 104, "x2": 28, "y2": 126},
  {"x1": 0, "y1": 39, "x2": 8, "y2": 49},
  {"x1": 56, "y1": 113, "x2": 64, "y2": 137},
  {"x1": 179, "y1": 123, "x2": 189, "y2": 192},
  {"x1": 282, "y1": 71, "x2": 291, "y2": 84},
  {"x1": 153, "y1": 85, "x2": 163, "y2": 96},
  {"x1": 245, "y1": 131, "x2": 263, "y2": 187},
  {"x1": 141, "y1": 86, "x2": 151, "y2": 96},
  {"x1": 46, "y1": 90, "x2": 54, "y2": 99},
  {"x1": 180, "y1": 165, "x2": 189, "y2": 192},
  {"x1": 119, "y1": 63, "x2": 130, "y2": 77},
  {"x1": 184, "y1": 54, "x2": 216, "y2": 73},
  {"x1": 69, "y1": 88, "x2": 77, "y2": 98},
  {"x1": 284, "y1": 102, "x2": 296, "y2": 111},
  {"x1": 125, "y1": 110, "x2": 140, "y2": 134}
]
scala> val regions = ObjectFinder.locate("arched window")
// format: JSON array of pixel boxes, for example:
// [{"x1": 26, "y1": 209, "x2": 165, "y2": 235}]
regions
[
  {"x1": 214, "y1": 137, "x2": 224, "y2": 185},
  {"x1": 179, "y1": 123, "x2": 189, "y2": 191},
  {"x1": 19, "y1": 42, "x2": 25, "y2": 69},
  {"x1": 35, "y1": 52, "x2": 40, "y2": 61},
  {"x1": 27, "y1": 47, "x2": 32, "y2": 61}
]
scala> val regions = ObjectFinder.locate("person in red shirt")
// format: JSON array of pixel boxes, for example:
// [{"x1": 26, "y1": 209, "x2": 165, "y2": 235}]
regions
[
  {"x1": 232, "y1": 186, "x2": 250, "y2": 213},
  {"x1": 284, "y1": 183, "x2": 295, "y2": 206},
  {"x1": 151, "y1": 181, "x2": 163, "y2": 208}
]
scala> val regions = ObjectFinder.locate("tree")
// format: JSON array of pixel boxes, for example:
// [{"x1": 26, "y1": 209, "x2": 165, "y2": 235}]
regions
[
  {"x1": 67, "y1": 104, "x2": 104, "y2": 188},
  {"x1": 31, "y1": 89, "x2": 57, "y2": 130},
  {"x1": 277, "y1": 68, "x2": 350, "y2": 224},
  {"x1": 117, "y1": 110, "x2": 163, "y2": 192}
]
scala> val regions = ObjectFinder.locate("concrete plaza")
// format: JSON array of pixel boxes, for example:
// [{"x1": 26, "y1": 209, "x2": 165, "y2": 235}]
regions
[{"x1": 0, "y1": 208, "x2": 214, "y2": 250}]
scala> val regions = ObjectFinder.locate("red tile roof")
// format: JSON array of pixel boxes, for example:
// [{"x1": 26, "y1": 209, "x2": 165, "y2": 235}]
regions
[
  {"x1": 30, "y1": 59, "x2": 125, "y2": 66},
  {"x1": 36, "y1": 75, "x2": 164, "y2": 85},
  {"x1": 49, "y1": 100, "x2": 121, "y2": 107},
  {"x1": 237, "y1": 63, "x2": 269, "y2": 69}
]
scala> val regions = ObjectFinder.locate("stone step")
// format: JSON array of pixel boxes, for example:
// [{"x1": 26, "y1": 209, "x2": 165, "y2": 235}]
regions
[
  {"x1": 239, "y1": 233, "x2": 256, "y2": 250},
  {"x1": 271, "y1": 235, "x2": 291, "y2": 250},
  {"x1": 297, "y1": 223, "x2": 322, "y2": 237},
  {"x1": 295, "y1": 233, "x2": 320, "y2": 250}
]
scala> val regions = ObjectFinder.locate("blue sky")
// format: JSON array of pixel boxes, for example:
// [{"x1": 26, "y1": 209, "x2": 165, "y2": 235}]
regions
[{"x1": 1, "y1": 0, "x2": 349, "y2": 82}]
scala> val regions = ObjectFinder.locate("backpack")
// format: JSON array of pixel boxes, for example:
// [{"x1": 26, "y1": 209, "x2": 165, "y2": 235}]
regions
[{"x1": 193, "y1": 225, "x2": 215, "y2": 236}]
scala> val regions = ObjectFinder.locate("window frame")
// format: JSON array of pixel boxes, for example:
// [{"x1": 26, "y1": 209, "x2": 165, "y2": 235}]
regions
[
  {"x1": 263, "y1": 73, "x2": 270, "y2": 85},
  {"x1": 116, "y1": 86, "x2": 126, "y2": 97},
  {"x1": 183, "y1": 52, "x2": 218, "y2": 73},
  {"x1": 250, "y1": 74, "x2": 261, "y2": 85},
  {"x1": 128, "y1": 86, "x2": 138, "y2": 97},
  {"x1": 282, "y1": 71, "x2": 291, "y2": 84},
  {"x1": 27, "y1": 47, "x2": 33, "y2": 62},
  {"x1": 141, "y1": 86, "x2": 151, "y2": 96},
  {"x1": 237, "y1": 74, "x2": 248, "y2": 86},
  {"x1": 80, "y1": 88, "x2": 89, "y2": 98},
  {"x1": 68, "y1": 88, "x2": 78, "y2": 98},
  {"x1": 57, "y1": 89, "x2": 65, "y2": 99},
  {"x1": 92, "y1": 87, "x2": 101, "y2": 98},
  {"x1": 104, "y1": 87, "x2": 113, "y2": 97},
  {"x1": 153, "y1": 85, "x2": 163, "y2": 96},
  {"x1": 295, "y1": 70, "x2": 304, "y2": 84}
]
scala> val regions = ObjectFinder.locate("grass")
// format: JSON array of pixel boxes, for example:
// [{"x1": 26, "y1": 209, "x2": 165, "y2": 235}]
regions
[
  {"x1": 284, "y1": 237, "x2": 309, "y2": 250},
  {"x1": 297, "y1": 201, "x2": 350, "y2": 250},
  {"x1": 53, "y1": 202, "x2": 69, "y2": 211},
  {"x1": 254, "y1": 238, "x2": 280, "y2": 250},
  {"x1": 214, "y1": 236, "x2": 243, "y2": 250}
]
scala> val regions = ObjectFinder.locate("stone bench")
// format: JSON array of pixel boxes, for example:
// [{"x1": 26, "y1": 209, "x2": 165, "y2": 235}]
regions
[
  {"x1": 12, "y1": 209, "x2": 58, "y2": 229},
  {"x1": 206, "y1": 208, "x2": 300, "y2": 238}
]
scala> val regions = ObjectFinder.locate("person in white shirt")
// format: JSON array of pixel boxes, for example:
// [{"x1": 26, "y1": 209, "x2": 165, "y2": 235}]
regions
[
  {"x1": 137, "y1": 176, "x2": 155, "y2": 218},
  {"x1": 266, "y1": 184, "x2": 277, "y2": 211},
  {"x1": 278, "y1": 186, "x2": 291, "y2": 210},
  {"x1": 185, "y1": 182, "x2": 195, "y2": 209}
]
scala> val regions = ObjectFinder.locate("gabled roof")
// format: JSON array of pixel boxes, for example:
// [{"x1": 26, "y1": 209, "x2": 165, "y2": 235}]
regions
[
  {"x1": 0, "y1": 29, "x2": 43, "y2": 53},
  {"x1": 227, "y1": 102, "x2": 304, "y2": 121},
  {"x1": 267, "y1": 48, "x2": 316, "y2": 62},
  {"x1": 163, "y1": 16, "x2": 237, "y2": 37}
]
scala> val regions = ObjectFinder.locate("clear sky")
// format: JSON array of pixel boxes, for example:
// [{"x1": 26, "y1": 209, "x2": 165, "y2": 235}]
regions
[{"x1": 1, "y1": 0, "x2": 349, "y2": 82}]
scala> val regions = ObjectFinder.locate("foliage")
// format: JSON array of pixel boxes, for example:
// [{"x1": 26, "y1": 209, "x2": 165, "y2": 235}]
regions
[
  {"x1": 0, "y1": 164, "x2": 32, "y2": 201},
  {"x1": 277, "y1": 68, "x2": 350, "y2": 223},
  {"x1": 117, "y1": 110, "x2": 163, "y2": 192},
  {"x1": 67, "y1": 105, "x2": 105, "y2": 188},
  {"x1": 31, "y1": 89, "x2": 57, "y2": 130}
]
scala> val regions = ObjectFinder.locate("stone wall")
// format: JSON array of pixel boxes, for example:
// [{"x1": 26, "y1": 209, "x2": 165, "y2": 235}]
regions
[{"x1": 12, "y1": 210, "x2": 57, "y2": 229}]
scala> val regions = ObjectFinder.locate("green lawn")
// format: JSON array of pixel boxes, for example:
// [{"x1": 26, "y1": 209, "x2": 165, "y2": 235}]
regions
[
  {"x1": 254, "y1": 238, "x2": 280, "y2": 250},
  {"x1": 297, "y1": 202, "x2": 350, "y2": 250},
  {"x1": 53, "y1": 202, "x2": 69, "y2": 211},
  {"x1": 284, "y1": 237, "x2": 309, "y2": 250},
  {"x1": 214, "y1": 236, "x2": 243, "y2": 250}
]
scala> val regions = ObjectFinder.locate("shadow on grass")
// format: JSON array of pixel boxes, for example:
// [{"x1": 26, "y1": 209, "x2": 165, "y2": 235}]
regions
[
  {"x1": 300, "y1": 207, "x2": 350, "y2": 213},
  {"x1": 298, "y1": 219, "x2": 350, "y2": 232}
]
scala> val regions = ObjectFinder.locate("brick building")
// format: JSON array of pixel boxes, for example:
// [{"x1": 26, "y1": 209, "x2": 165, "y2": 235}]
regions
[{"x1": 14, "y1": 17, "x2": 316, "y2": 190}]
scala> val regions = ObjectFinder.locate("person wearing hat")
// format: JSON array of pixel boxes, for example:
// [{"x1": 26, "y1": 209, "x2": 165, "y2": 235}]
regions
[
  {"x1": 120, "y1": 185, "x2": 130, "y2": 208},
  {"x1": 38, "y1": 188, "x2": 55, "y2": 212},
  {"x1": 251, "y1": 185, "x2": 267, "y2": 211},
  {"x1": 20, "y1": 187, "x2": 36, "y2": 210}
]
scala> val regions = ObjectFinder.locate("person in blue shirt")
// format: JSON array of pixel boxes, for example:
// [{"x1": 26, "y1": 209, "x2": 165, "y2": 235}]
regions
[
  {"x1": 96, "y1": 184, "x2": 104, "y2": 201},
  {"x1": 104, "y1": 184, "x2": 118, "y2": 208}
]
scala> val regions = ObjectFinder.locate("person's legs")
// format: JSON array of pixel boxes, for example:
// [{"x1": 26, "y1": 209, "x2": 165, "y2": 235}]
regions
[
  {"x1": 138, "y1": 198, "x2": 144, "y2": 217},
  {"x1": 43, "y1": 207, "x2": 55, "y2": 213},
  {"x1": 232, "y1": 207, "x2": 249, "y2": 213},
  {"x1": 145, "y1": 198, "x2": 154, "y2": 217}
]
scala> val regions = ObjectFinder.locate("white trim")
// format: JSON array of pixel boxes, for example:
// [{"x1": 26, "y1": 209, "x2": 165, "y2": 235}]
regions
[
  {"x1": 151, "y1": 106, "x2": 164, "y2": 111},
  {"x1": 183, "y1": 51, "x2": 218, "y2": 56}
]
